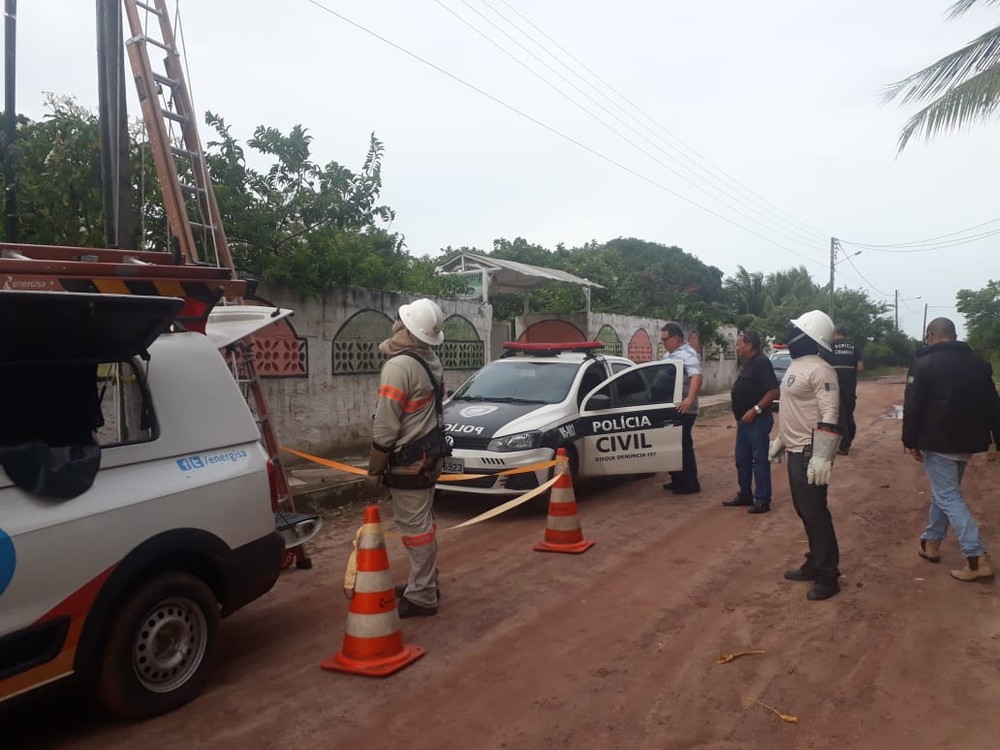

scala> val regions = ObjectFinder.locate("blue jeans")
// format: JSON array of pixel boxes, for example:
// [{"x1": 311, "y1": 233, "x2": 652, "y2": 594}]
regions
[
  {"x1": 735, "y1": 414, "x2": 773, "y2": 504},
  {"x1": 921, "y1": 451, "x2": 984, "y2": 558}
]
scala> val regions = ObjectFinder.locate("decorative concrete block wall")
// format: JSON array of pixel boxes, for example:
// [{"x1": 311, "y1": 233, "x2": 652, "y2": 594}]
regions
[
  {"x1": 515, "y1": 313, "x2": 737, "y2": 393},
  {"x1": 255, "y1": 283, "x2": 491, "y2": 456}
]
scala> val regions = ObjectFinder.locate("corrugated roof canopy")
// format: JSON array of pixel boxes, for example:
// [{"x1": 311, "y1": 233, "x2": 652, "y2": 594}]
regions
[{"x1": 436, "y1": 252, "x2": 603, "y2": 301}]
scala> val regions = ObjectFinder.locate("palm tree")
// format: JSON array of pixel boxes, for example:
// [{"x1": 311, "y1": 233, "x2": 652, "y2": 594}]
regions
[
  {"x1": 884, "y1": 0, "x2": 1000, "y2": 152},
  {"x1": 724, "y1": 266, "x2": 770, "y2": 323}
]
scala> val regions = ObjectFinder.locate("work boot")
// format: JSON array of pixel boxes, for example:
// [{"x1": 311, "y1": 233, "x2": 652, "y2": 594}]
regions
[
  {"x1": 394, "y1": 582, "x2": 443, "y2": 601},
  {"x1": 784, "y1": 567, "x2": 819, "y2": 582},
  {"x1": 722, "y1": 495, "x2": 754, "y2": 507},
  {"x1": 747, "y1": 503, "x2": 770, "y2": 514},
  {"x1": 397, "y1": 597, "x2": 438, "y2": 618},
  {"x1": 918, "y1": 538, "x2": 941, "y2": 563},
  {"x1": 806, "y1": 580, "x2": 841, "y2": 600},
  {"x1": 950, "y1": 555, "x2": 995, "y2": 583}
]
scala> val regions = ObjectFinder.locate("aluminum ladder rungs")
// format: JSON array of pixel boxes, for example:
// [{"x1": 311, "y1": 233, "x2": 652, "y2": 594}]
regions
[
  {"x1": 134, "y1": 1, "x2": 164, "y2": 16},
  {"x1": 152, "y1": 72, "x2": 179, "y2": 88}
]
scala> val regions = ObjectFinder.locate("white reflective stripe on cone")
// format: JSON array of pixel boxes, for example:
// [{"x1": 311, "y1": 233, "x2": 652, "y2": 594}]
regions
[
  {"x1": 354, "y1": 569, "x2": 395, "y2": 594},
  {"x1": 344, "y1": 609, "x2": 401, "y2": 638},
  {"x1": 545, "y1": 515, "x2": 582, "y2": 531},
  {"x1": 358, "y1": 523, "x2": 384, "y2": 548}
]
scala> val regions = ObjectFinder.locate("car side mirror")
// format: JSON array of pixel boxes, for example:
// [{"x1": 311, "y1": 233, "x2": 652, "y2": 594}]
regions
[{"x1": 586, "y1": 394, "x2": 611, "y2": 411}]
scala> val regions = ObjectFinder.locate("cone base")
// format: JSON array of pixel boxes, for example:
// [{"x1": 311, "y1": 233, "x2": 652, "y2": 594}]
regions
[
  {"x1": 534, "y1": 538, "x2": 595, "y2": 554},
  {"x1": 320, "y1": 643, "x2": 426, "y2": 677}
]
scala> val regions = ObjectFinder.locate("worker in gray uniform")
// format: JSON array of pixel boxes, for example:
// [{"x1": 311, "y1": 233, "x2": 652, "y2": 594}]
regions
[
  {"x1": 365, "y1": 298, "x2": 448, "y2": 617},
  {"x1": 768, "y1": 310, "x2": 843, "y2": 601}
]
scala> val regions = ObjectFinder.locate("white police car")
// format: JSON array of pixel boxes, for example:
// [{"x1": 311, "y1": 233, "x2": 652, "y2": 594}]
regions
[{"x1": 438, "y1": 342, "x2": 685, "y2": 495}]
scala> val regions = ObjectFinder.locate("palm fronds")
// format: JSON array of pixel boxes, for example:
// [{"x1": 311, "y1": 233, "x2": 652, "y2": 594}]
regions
[
  {"x1": 896, "y1": 65, "x2": 1000, "y2": 151},
  {"x1": 948, "y1": 0, "x2": 1000, "y2": 20},
  {"x1": 883, "y1": 23, "x2": 1000, "y2": 104}
]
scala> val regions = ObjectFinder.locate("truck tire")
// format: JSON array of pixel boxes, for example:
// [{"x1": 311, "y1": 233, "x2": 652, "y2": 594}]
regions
[{"x1": 96, "y1": 572, "x2": 220, "y2": 719}]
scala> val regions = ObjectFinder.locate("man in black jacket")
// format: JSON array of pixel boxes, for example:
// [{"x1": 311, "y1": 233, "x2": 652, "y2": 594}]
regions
[{"x1": 903, "y1": 317, "x2": 1000, "y2": 583}]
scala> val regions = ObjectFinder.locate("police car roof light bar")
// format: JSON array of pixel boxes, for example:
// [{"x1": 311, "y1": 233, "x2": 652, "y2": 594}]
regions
[{"x1": 501, "y1": 341, "x2": 605, "y2": 357}]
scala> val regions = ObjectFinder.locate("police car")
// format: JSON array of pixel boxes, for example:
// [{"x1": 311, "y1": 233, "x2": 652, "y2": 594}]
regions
[{"x1": 438, "y1": 342, "x2": 685, "y2": 495}]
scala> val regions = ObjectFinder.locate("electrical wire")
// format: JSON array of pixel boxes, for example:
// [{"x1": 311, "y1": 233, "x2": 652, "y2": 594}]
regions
[
  {"x1": 842, "y1": 250, "x2": 891, "y2": 298},
  {"x1": 490, "y1": 0, "x2": 831, "y2": 244},
  {"x1": 840, "y1": 226, "x2": 1000, "y2": 253},
  {"x1": 841, "y1": 215, "x2": 1000, "y2": 248},
  {"x1": 302, "y1": 0, "x2": 826, "y2": 267},
  {"x1": 436, "y1": 0, "x2": 826, "y2": 253}
]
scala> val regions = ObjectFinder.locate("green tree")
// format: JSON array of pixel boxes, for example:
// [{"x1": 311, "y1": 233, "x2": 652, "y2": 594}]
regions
[
  {"x1": 956, "y1": 279, "x2": 1000, "y2": 364},
  {"x1": 884, "y1": 0, "x2": 1000, "y2": 151},
  {"x1": 0, "y1": 94, "x2": 160, "y2": 248}
]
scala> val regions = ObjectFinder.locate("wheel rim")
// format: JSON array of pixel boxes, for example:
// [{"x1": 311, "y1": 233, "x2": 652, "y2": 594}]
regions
[{"x1": 131, "y1": 596, "x2": 208, "y2": 693}]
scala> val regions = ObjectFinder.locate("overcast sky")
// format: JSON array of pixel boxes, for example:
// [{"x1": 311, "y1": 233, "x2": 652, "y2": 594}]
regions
[{"x1": 10, "y1": 1, "x2": 998, "y2": 338}]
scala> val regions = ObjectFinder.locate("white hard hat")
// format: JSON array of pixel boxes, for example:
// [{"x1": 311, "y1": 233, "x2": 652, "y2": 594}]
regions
[
  {"x1": 399, "y1": 298, "x2": 445, "y2": 345},
  {"x1": 789, "y1": 310, "x2": 834, "y2": 351}
]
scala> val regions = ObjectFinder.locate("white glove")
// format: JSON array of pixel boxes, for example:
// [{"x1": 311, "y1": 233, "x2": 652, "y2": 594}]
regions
[
  {"x1": 807, "y1": 427, "x2": 840, "y2": 485},
  {"x1": 807, "y1": 456, "x2": 832, "y2": 485},
  {"x1": 768, "y1": 437, "x2": 785, "y2": 463}
]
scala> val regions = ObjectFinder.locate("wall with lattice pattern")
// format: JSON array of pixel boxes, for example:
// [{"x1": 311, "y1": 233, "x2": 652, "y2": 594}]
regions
[{"x1": 255, "y1": 283, "x2": 490, "y2": 455}]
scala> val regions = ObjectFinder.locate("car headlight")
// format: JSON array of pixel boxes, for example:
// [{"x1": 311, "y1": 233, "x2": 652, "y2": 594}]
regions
[{"x1": 487, "y1": 430, "x2": 542, "y2": 452}]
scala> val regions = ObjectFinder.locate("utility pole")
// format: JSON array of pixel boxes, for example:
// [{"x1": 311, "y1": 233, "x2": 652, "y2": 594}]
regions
[
  {"x1": 3, "y1": 0, "x2": 16, "y2": 243},
  {"x1": 829, "y1": 236, "x2": 836, "y2": 318},
  {"x1": 97, "y1": 0, "x2": 133, "y2": 249},
  {"x1": 894, "y1": 289, "x2": 899, "y2": 330},
  {"x1": 922, "y1": 302, "x2": 928, "y2": 338}
]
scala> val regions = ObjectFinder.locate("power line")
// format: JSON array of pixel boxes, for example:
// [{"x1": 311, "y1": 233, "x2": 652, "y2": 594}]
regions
[
  {"x1": 435, "y1": 0, "x2": 826, "y2": 253},
  {"x1": 302, "y1": 0, "x2": 826, "y2": 267},
  {"x1": 841, "y1": 215, "x2": 1000, "y2": 248},
  {"x1": 490, "y1": 0, "x2": 831, "y2": 244},
  {"x1": 841, "y1": 226, "x2": 1000, "y2": 253},
  {"x1": 842, "y1": 250, "x2": 891, "y2": 297}
]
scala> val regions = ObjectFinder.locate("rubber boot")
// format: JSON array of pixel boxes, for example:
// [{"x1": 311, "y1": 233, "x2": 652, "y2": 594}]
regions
[
  {"x1": 950, "y1": 555, "x2": 995, "y2": 583},
  {"x1": 918, "y1": 538, "x2": 941, "y2": 563}
]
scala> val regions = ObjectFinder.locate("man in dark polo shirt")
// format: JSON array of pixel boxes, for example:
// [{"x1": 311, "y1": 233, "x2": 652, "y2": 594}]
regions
[
  {"x1": 722, "y1": 331, "x2": 780, "y2": 514},
  {"x1": 822, "y1": 325, "x2": 864, "y2": 455}
]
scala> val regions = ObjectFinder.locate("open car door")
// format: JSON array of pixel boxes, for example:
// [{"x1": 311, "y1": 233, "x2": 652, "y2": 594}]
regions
[{"x1": 575, "y1": 361, "x2": 684, "y2": 476}]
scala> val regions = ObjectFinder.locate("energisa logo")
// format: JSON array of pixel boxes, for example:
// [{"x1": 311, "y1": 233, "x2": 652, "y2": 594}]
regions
[{"x1": 177, "y1": 449, "x2": 249, "y2": 471}]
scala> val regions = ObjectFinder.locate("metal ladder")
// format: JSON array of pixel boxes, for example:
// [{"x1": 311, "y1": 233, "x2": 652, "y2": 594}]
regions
[
  {"x1": 121, "y1": 0, "x2": 232, "y2": 270},
  {"x1": 118, "y1": 0, "x2": 312, "y2": 568}
]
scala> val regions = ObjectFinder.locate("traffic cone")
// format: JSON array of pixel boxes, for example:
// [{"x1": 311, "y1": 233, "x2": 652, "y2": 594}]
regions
[
  {"x1": 534, "y1": 448, "x2": 594, "y2": 554},
  {"x1": 321, "y1": 505, "x2": 426, "y2": 676}
]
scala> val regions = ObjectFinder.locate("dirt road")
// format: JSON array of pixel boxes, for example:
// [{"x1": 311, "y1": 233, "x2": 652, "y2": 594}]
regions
[{"x1": 7, "y1": 375, "x2": 1000, "y2": 749}]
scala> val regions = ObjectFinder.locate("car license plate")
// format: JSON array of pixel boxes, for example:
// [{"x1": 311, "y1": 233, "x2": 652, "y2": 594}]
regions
[{"x1": 442, "y1": 457, "x2": 465, "y2": 475}]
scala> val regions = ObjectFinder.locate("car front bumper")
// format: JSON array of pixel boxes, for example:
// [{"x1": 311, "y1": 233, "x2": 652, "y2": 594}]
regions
[{"x1": 436, "y1": 447, "x2": 554, "y2": 496}]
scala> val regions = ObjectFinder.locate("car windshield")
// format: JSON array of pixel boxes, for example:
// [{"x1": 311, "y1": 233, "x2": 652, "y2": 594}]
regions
[
  {"x1": 770, "y1": 352, "x2": 791, "y2": 369},
  {"x1": 451, "y1": 361, "x2": 579, "y2": 405}
]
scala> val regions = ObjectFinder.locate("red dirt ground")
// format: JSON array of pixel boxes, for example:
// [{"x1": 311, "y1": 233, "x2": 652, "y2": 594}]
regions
[{"x1": 6, "y1": 376, "x2": 1000, "y2": 749}]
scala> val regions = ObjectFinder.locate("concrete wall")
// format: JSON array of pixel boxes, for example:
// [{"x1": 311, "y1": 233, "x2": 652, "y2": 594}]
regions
[{"x1": 256, "y1": 283, "x2": 491, "y2": 456}]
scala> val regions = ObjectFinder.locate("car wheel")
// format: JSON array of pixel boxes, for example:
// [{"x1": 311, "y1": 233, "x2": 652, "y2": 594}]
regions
[{"x1": 96, "y1": 572, "x2": 220, "y2": 719}]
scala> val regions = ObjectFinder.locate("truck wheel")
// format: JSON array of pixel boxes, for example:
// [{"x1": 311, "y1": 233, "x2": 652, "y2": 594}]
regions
[{"x1": 96, "y1": 572, "x2": 220, "y2": 719}]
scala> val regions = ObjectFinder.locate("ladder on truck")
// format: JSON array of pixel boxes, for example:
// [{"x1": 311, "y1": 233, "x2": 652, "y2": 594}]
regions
[
  {"x1": 117, "y1": 0, "x2": 314, "y2": 569},
  {"x1": 0, "y1": 241, "x2": 317, "y2": 569},
  {"x1": 122, "y1": 0, "x2": 231, "y2": 271}
]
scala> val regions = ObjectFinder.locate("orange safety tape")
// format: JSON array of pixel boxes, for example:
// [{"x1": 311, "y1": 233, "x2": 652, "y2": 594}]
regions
[
  {"x1": 342, "y1": 474, "x2": 560, "y2": 595},
  {"x1": 281, "y1": 445, "x2": 556, "y2": 480}
]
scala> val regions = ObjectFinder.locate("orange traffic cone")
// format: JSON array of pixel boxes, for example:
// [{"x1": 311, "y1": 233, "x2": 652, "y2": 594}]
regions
[
  {"x1": 321, "y1": 505, "x2": 426, "y2": 676},
  {"x1": 534, "y1": 448, "x2": 594, "y2": 554}
]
